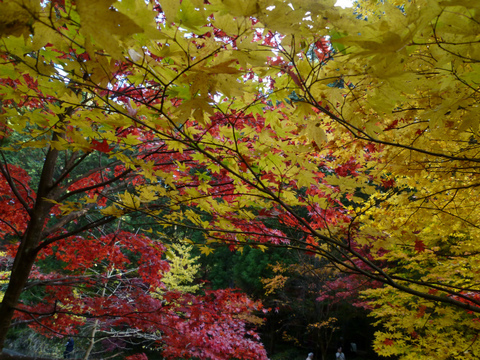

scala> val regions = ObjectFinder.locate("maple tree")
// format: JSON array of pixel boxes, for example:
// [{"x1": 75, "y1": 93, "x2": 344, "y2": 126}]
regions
[
  {"x1": 160, "y1": 242, "x2": 202, "y2": 294},
  {"x1": 289, "y1": 1, "x2": 480, "y2": 358},
  {"x1": 1, "y1": 0, "x2": 480, "y2": 358},
  {"x1": 0, "y1": 0, "x2": 271, "y2": 357}
]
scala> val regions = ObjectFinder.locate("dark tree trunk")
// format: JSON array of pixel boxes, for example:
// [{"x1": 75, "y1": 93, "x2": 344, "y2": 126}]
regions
[{"x1": 0, "y1": 144, "x2": 59, "y2": 350}]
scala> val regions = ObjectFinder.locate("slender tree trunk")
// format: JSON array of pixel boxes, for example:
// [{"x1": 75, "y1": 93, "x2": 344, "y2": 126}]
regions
[
  {"x1": 0, "y1": 144, "x2": 59, "y2": 350},
  {"x1": 83, "y1": 269, "x2": 110, "y2": 360},
  {"x1": 83, "y1": 319, "x2": 99, "y2": 360}
]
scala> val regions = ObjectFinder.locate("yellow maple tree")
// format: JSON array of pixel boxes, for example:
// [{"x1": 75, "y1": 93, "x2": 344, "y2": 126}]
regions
[
  {"x1": 160, "y1": 242, "x2": 202, "y2": 293},
  {"x1": 275, "y1": 1, "x2": 480, "y2": 358}
]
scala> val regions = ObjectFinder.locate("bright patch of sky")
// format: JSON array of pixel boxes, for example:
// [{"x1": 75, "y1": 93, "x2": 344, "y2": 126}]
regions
[{"x1": 335, "y1": 0, "x2": 354, "y2": 8}]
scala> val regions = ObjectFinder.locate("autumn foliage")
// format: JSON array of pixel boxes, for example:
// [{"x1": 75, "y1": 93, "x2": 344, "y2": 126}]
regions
[{"x1": 1, "y1": 0, "x2": 480, "y2": 359}]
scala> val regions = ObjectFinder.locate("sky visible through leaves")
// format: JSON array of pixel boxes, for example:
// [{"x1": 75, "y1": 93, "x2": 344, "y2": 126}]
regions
[{"x1": 335, "y1": 0, "x2": 354, "y2": 8}]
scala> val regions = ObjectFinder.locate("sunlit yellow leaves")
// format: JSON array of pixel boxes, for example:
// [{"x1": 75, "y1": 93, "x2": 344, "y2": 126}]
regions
[
  {"x1": 258, "y1": 0, "x2": 333, "y2": 36},
  {"x1": 100, "y1": 205, "x2": 125, "y2": 217},
  {"x1": 296, "y1": 170, "x2": 318, "y2": 189},
  {"x1": 114, "y1": 0, "x2": 158, "y2": 37},
  {"x1": 160, "y1": 242, "x2": 202, "y2": 293},
  {"x1": 305, "y1": 118, "x2": 327, "y2": 147},
  {"x1": 199, "y1": 245, "x2": 215, "y2": 256},
  {"x1": 119, "y1": 191, "x2": 140, "y2": 209},
  {"x1": 214, "y1": 0, "x2": 260, "y2": 18},
  {"x1": 76, "y1": 0, "x2": 144, "y2": 58},
  {"x1": 364, "y1": 286, "x2": 480, "y2": 360},
  {"x1": 31, "y1": 21, "x2": 66, "y2": 52},
  {"x1": 58, "y1": 201, "x2": 84, "y2": 216},
  {"x1": 177, "y1": 0, "x2": 207, "y2": 31},
  {"x1": 160, "y1": 0, "x2": 181, "y2": 25}
]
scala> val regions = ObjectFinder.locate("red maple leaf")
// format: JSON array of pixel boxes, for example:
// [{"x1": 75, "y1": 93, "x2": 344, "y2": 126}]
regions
[
  {"x1": 383, "y1": 338, "x2": 394, "y2": 346},
  {"x1": 91, "y1": 139, "x2": 113, "y2": 153},
  {"x1": 416, "y1": 305, "x2": 427, "y2": 318},
  {"x1": 381, "y1": 178, "x2": 395, "y2": 188},
  {"x1": 415, "y1": 239, "x2": 426, "y2": 253},
  {"x1": 365, "y1": 143, "x2": 377, "y2": 153}
]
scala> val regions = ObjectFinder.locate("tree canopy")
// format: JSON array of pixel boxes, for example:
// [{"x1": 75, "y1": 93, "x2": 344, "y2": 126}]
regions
[{"x1": 1, "y1": 0, "x2": 480, "y2": 358}]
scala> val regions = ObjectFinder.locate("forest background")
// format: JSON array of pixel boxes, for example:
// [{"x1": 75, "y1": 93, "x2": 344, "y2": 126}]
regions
[{"x1": 1, "y1": 0, "x2": 480, "y2": 359}]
